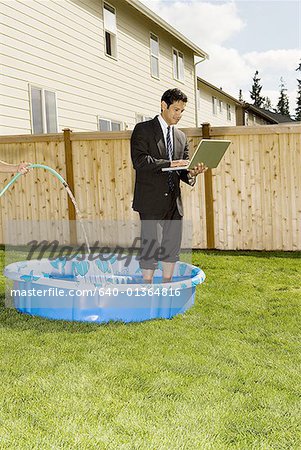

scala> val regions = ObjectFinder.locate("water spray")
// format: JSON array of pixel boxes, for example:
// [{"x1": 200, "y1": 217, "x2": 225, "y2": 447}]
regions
[
  {"x1": 0, "y1": 163, "x2": 90, "y2": 252},
  {"x1": 0, "y1": 163, "x2": 119, "y2": 285}
]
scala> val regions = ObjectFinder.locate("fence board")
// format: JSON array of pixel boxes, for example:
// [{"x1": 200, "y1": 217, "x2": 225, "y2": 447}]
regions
[
  {"x1": 210, "y1": 126, "x2": 301, "y2": 250},
  {"x1": 0, "y1": 139, "x2": 68, "y2": 244},
  {"x1": 0, "y1": 124, "x2": 300, "y2": 250}
]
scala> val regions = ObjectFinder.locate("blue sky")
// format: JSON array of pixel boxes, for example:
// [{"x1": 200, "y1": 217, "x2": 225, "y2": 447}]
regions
[
  {"x1": 225, "y1": 1, "x2": 299, "y2": 52},
  {"x1": 141, "y1": 0, "x2": 301, "y2": 115}
]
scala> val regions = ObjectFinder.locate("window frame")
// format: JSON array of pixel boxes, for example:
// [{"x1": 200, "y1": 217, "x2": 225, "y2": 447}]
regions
[
  {"x1": 29, "y1": 84, "x2": 59, "y2": 134},
  {"x1": 212, "y1": 96, "x2": 218, "y2": 115},
  {"x1": 103, "y1": 1, "x2": 118, "y2": 60},
  {"x1": 98, "y1": 117, "x2": 123, "y2": 131},
  {"x1": 172, "y1": 48, "x2": 185, "y2": 82},
  {"x1": 219, "y1": 99, "x2": 223, "y2": 113},
  {"x1": 150, "y1": 32, "x2": 160, "y2": 80},
  {"x1": 227, "y1": 103, "x2": 232, "y2": 121},
  {"x1": 135, "y1": 114, "x2": 153, "y2": 124}
]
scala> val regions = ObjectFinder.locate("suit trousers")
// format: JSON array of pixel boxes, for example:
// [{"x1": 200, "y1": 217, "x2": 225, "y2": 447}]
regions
[{"x1": 138, "y1": 193, "x2": 183, "y2": 270}]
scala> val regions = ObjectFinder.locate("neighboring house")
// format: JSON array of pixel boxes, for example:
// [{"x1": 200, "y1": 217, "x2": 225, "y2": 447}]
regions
[
  {"x1": 239, "y1": 104, "x2": 277, "y2": 126},
  {"x1": 197, "y1": 77, "x2": 278, "y2": 127},
  {"x1": 0, "y1": 0, "x2": 208, "y2": 135},
  {"x1": 197, "y1": 77, "x2": 240, "y2": 126},
  {"x1": 242, "y1": 104, "x2": 295, "y2": 125}
]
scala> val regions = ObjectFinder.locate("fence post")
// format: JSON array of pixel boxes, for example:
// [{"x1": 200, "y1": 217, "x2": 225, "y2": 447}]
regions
[
  {"x1": 63, "y1": 128, "x2": 77, "y2": 245},
  {"x1": 202, "y1": 123, "x2": 215, "y2": 249}
]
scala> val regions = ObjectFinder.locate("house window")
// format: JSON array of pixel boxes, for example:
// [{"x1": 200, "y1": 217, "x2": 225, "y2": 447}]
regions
[
  {"x1": 219, "y1": 99, "x2": 223, "y2": 113},
  {"x1": 99, "y1": 118, "x2": 122, "y2": 131},
  {"x1": 227, "y1": 103, "x2": 231, "y2": 121},
  {"x1": 30, "y1": 86, "x2": 58, "y2": 134},
  {"x1": 250, "y1": 113, "x2": 256, "y2": 125},
  {"x1": 136, "y1": 114, "x2": 152, "y2": 124},
  {"x1": 212, "y1": 96, "x2": 217, "y2": 115},
  {"x1": 173, "y1": 49, "x2": 184, "y2": 81},
  {"x1": 103, "y1": 2, "x2": 117, "y2": 58},
  {"x1": 150, "y1": 33, "x2": 159, "y2": 78}
]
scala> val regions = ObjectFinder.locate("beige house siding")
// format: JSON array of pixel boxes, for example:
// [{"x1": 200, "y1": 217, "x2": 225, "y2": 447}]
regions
[
  {"x1": 0, "y1": 0, "x2": 198, "y2": 135},
  {"x1": 197, "y1": 84, "x2": 237, "y2": 127}
]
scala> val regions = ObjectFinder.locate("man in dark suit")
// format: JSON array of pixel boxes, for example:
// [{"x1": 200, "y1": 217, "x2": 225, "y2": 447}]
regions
[{"x1": 131, "y1": 88, "x2": 207, "y2": 283}]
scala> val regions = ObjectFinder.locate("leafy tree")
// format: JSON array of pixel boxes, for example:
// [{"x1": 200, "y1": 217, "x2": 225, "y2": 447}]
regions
[
  {"x1": 295, "y1": 61, "x2": 301, "y2": 121},
  {"x1": 262, "y1": 97, "x2": 272, "y2": 110},
  {"x1": 250, "y1": 70, "x2": 265, "y2": 107},
  {"x1": 276, "y1": 77, "x2": 290, "y2": 117}
]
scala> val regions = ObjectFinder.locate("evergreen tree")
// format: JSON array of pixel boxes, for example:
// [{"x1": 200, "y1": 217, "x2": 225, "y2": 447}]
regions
[
  {"x1": 295, "y1": 61, "x2": 301, "y2": 121},
  {"x1": 276, "y1": 77, "x2": 290, "y2": 117},
  {"x1": 250, "y1": 70, "x2": 265, "y2": 107},
  {"x1": 262, "y1": 97, "x2": 272, "y2": 110}
]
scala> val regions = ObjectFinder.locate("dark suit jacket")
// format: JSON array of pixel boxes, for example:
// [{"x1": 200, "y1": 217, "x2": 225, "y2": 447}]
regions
[{"x1": 131, "y1": 116, "x2": 193, "y2": 216}]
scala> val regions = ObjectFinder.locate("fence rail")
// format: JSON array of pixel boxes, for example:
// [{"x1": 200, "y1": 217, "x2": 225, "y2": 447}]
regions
[{"x1": 0, "y1": 123, "x2": 300, "y2": 250}]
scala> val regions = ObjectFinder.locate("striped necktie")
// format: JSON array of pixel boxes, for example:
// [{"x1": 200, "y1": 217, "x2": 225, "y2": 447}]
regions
[{"x1": 166, "y1": 126, "x2": 174, "y2": 192}]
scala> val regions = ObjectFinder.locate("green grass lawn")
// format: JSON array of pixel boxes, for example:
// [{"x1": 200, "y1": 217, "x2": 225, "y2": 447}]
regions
[{"x1": 0, "y1": 250, "x2": 300, "y2": 449}]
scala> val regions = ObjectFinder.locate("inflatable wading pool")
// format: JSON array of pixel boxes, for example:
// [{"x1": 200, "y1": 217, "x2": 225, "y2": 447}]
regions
[{"x1": 4, "y1": 255, "x2": 205, "y2": 323}]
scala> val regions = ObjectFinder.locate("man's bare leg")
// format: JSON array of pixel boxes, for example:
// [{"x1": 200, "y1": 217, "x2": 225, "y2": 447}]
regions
[
  {"x1": 142, "y1": 269, "x2": 154, "y2": 283},
  {"x1": 162, "y1": 262, "x2": 175, "y2": 283}
]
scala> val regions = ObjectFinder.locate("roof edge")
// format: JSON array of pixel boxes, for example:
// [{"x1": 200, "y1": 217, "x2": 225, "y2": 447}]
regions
[
  {"x1": 197, "y1": 78, "x2": 286, "y2": 123},
  {"x1": 197, "y1": 77, "x2": 241, "y2": 105},
  {"x1": 243, "y1": 103, "x2": 279, "y2": 124}
]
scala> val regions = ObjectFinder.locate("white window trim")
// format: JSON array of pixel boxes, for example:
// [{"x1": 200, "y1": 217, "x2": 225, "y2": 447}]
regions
[
  {"x1": 135, "y1": 113, "x2": 153, "y2": 124},
  {"x1": 29, "y1": 84, "x2": 59, "y2": 134},
  {"x1": 98, "y1": 117, "x2": 123, "y2": 131},
  {"x1": 212, "y1": 96, "x2": 218, "y2": 115},
  {"x1": 150, "y1": 32, "x2": 160, "y2": 80},
  {"x1": 227, "y1": 103, "x2": 232, "y2": 121},
  {"x1": 172, "y1": 47, "x2": 185, "y2": 83},
  {"x1": 219, "y1": 99, "x2": 223, "y2": 113},
  {"x1": 103, "y1": 1, "x2": 118, "y2": 60}
]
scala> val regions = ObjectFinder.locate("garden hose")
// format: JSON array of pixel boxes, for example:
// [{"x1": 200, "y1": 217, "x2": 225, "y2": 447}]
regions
[
  {"x1": 0, "y1": 163, "x2": 67, "y2": 198},
  {"x1": 0, "y1": 163, "x2": 91, "y2": 253}
]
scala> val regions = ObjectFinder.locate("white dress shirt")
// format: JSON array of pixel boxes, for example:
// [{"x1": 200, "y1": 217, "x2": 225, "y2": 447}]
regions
[
  {"x1": 158, "y1": 114, "x2": 174, "y2": 159},
  {"x1": 157, "y1": 114, "x2": 196, "y2": 185}
]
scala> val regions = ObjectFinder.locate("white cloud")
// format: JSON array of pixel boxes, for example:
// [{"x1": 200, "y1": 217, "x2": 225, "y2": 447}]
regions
[
  {"x1": 140, "y1": 0, "x2": 300, "y2": 114},
  {"x1": 197, "y1": 44, "x2": 252, "y2": 96},
  {"x1": 244, "y1": 49, "x2": 300, "y2": 72},
  {"x1": 200, "y1": 46, "x2": 300, "y2": 109},
  {"x1": 241, "y1": 49, "x2": 300, "y2": 108},
  {"x1": 243, "y1": 48, "x2": 300, "y2": 92},
  {"x1": 141, "y1": 0, "x2": 245, "y2": 47},
  {"x1": 140, "y1": 0, "x2": 251, "y2": 98}
]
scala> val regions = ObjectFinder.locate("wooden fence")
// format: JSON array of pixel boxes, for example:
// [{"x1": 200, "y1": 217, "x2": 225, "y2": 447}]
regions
[{"x1": 0, "y1": 123, "x2": 300, "y2": 250}]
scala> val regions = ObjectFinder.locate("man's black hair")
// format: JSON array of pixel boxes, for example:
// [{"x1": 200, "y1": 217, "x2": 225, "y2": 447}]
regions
[{"x1": 161, "y1": 88, "x2": 188, "y2": 108}]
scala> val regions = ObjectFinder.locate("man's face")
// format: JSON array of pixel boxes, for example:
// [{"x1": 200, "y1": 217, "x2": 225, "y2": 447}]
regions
[{"x1": 161, "y1": 100, "x2": 186, "y2": 125}]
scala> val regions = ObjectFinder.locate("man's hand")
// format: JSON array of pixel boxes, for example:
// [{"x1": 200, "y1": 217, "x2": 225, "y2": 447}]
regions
[
  {"x1": 188, "y1": 162, "x2": 208, "y2": 177},
  {"x1": 170, "y1": 159, "x2": 189, "y2": 168},
  {"x1": 17, "y1": 162, "x2": 31, "y2": 175}
]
